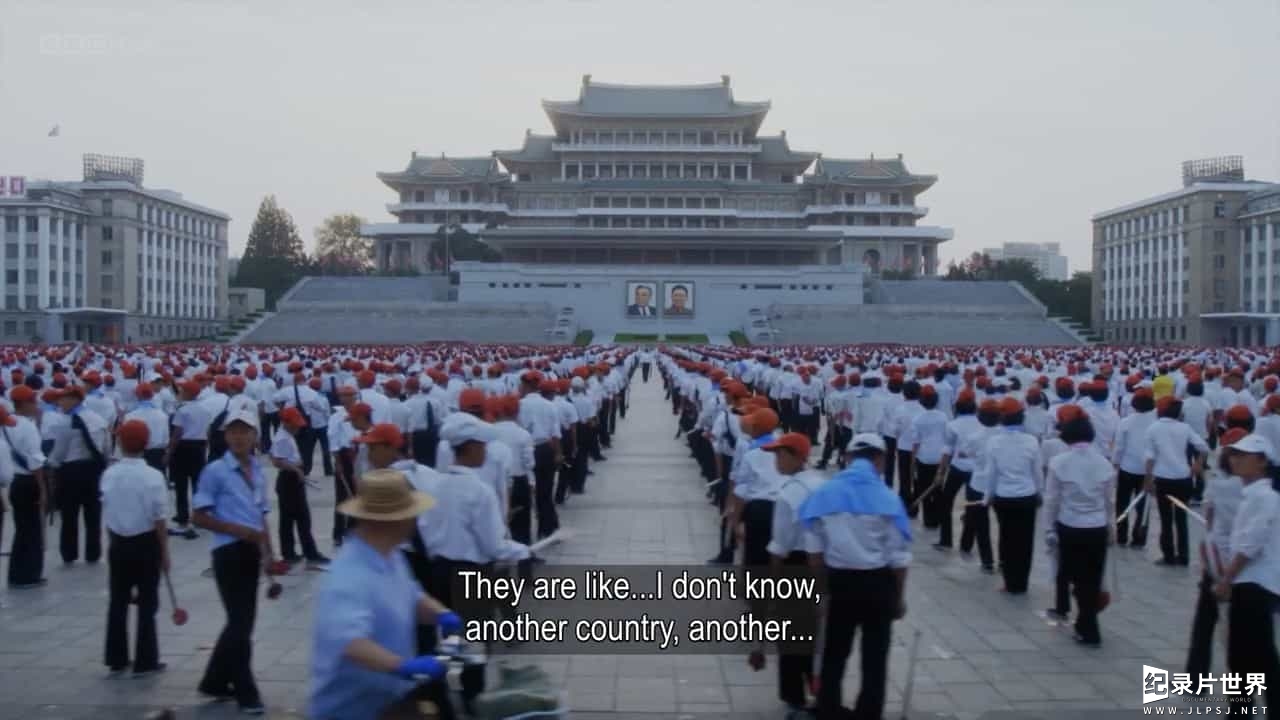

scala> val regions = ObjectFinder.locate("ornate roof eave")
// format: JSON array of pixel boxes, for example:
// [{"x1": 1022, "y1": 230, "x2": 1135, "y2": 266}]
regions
[
  {"x1": 541, "y1": 100, "x2": 771, "y2": 134},
  {"x1": 376, "y1": 171, "x2": 511, "y2": 191},
  {"x1": 808, "y1": 173, "x2": 938, "y2": 190}
]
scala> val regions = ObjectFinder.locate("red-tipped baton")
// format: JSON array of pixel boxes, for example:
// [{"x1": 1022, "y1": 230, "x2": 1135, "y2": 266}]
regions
[{"x1": 163, "y1": 570, "x2": 188, "y2": 626}]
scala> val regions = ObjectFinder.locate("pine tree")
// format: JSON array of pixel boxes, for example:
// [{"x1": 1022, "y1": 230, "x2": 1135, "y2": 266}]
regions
[{"x1": 235, "y1": 195, "x2": 310, "y2": 308}]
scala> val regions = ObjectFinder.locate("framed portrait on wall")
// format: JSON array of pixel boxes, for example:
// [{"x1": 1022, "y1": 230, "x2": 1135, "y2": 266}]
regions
[
  {"x1": 662, "y1": 281, "x2": 694, "y2": 317},
  {"x1": 625, "y1": 281, "x2": 658, "y2": 318}
]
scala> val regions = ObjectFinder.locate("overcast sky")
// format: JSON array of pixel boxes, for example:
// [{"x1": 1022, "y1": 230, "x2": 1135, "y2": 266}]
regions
[{"x1": 4, "y1": 0, "x2": 1278, "y2": 274}]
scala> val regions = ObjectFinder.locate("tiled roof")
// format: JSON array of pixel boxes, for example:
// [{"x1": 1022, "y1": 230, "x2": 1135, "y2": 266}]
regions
[
  {"x1": 811, "y1": 157, "x2": 936, "y2": 186},
  {"x1": 544, "y1": 79, "x2": 769, "y2": 118},
  {"x1": 757, "y1": 136, "x2": 818, "y2": 167},
  {"x1": 495, "y1": 135, "x2": 557, "y2": 165},
  {"x1": 404, "y1": 155, "x2": 498, "y2": 177}
]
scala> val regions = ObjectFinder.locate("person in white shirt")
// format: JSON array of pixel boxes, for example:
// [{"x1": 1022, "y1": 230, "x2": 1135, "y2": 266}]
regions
[
  {"x1": 792, "y1": 370, "x2": 822, "y2": 445},
  {"x1": 977, "y1": 397, "x2": 1043, "y2": 594},
  {"x1": 1212, "y1": 432, "x2": 1280, "y2": 712},
  {"x1": 328, "y1": 387, "x2": 360, "y2": 547},
  {"x1": 518, "y1": 375, "x2": 562, "y2": 540},
  {"x1": 51, "y1": 384, "x2": 110, "y2": 565},
  {"x1": 1112, "y1": 389, "x2": 1156, "y2": 548},
  {"x1": 1255, "y1": 395, "x2": 1280, "y2": 490},
  {"x1": 404, "y1": 376, "x2": 444, "y2": 469},
  {"x1": 889, "y1": 380, "x2": 924, "y2": 515},
  {"x1": 761, "y1": 432, "x2": 824, "y2": 713},
  {"x1": 878, "y1": 376, "x2": 905, "y2": 493},
  {"x1": 1081, "y1": 381, "x2": 1119, "y2": 460},
  {"x1": 937, "y1": 390, "x2": 981, "y2": 555},
  {"x1": 6, "y1": 387, "x2": 48, "y2": 587},
  {"x1": 124, "y1": 384, "x2": 170, "y2": 474},
  {"x1": 909, "y1": 385, "x2": 948, "y2": 533},
  {"x1": 101, "y1": 419, "x2": 169, "y2": 676},
  {"x1": 167, "y1": 381, "x2": 210, "y2": 540},
  {"x1": 568, "y1": 377, "x2": 597, "y2": 495},
  {"x1": 728, "y1": 408, "x2": 782, "y2": 567},
  {"x1": 1144, "y1": 396, "x2": 1210, "y2": 566},
  {"x1": 1043, "y1": 406, "x2": 1116, "y2": 647},
  {"x1": 270, "y1": 407, "x2": 328, "y2": 568},
  {"x1": 1185, "y1": 427, "x2": 1247, "y2": 680},
  {"x1": 799, "y1": 432, "x2": 910, "y2": 720}
]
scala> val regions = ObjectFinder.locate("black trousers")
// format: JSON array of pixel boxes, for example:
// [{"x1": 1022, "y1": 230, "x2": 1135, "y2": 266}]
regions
[
  {"x1": 8, "y1": 473, "x2": 44, "y2": 585},
  {"x1": 779, "y1": 399, "x2": 795, "y2": 433},
  {"x1": 401, "y1": 547, "x2": 437, "y2": 656},
  {"x1": 960, "y1": 486, "x2": 993, "y2": 567},
  {"x1": 533, "y1": 442, "x2": 559, "y2": 539},
  {"x1": 641, "y1": 362, "x2": 651, "y2": 382},
  {"x1": 1186, "y1": 572, "x2": 1220, "y2": 678},
  {"x1": 509, "y1": 476, "x2": 532, "y2": 545},
  {"x1": 915, "y1": 462, "x2": 939, "y2": 528},
  {"x1": 200, "y1": 541, "x2": 262, "y2": 706},
  {"x1": 259, "y1": 413, "x2": 272, "y2": 453},
  {"x1": 1154, "y1": 478, "x2": 1191, "y2": 564},
  {"x1": 796, "y1": 411, "x2": 819, "y2": 445},
  {"x1": 429, "y1": 558, "x2": 489, "y2": 703},
  {"x1": 296, "y1": 427, "x2": 317, "y2": 477},
  {"x1": 143, "y1": 448, "x2": 166, "y2": 476},
  {"x1": 817, "y1": 567, "x2": 896, "y2": 720},
  {"x1": 715, "y1": 453, "x2": 736, "y2": 559},
  {"x1": 742, "y1": 499, "x2": 774, "y2": 567},
  {"x1": 992, "y1": 495, "x2": 1038, "y2": 594},
  {"x1": 571, "y1": 425, "x2": 590, "y2": 493},
  {"x1": 608, "y1": 394, "x2": 618, "y2": 434},
  {"x1": 777, "y1": 551, "x2": 815, "y2": 708},
  {"x1": 936, "y1": 468, "x2": 969, "y2": 547},
  {"x1": 597, "y1": 403, "x2": 612, "y2": 448},
  {"x1": 1058, "y1": 523, "x2": 1107, "y2": 643},
  {"x1": 555, "y1": 430, "x2": 575, "y2": 504},
  {"x1": 57, "y1": 459, "x2": 104, "y2": 564},
  {"x1": 169, "y1": 440, "x2": 206, "y2": 526},
  {"x1": 896, "y1": 450, "x2": 914, "y2": 517},
  {"x1": 1227, "y1": 582, "x2": 1280, "y2": 711},
  {"x1": 820, "y1": 425, "x2": 851, "y2": 466},
  {"x1": 411, "y1": 429, "x2": 438, "y2": 469},
  {"x1": 276, "y1": 470, "x2": 319, "y2": 560},
  {"x1": 1115, "y1": 470, "x2": 1148, "y2": 546},
  {"x1": 105, "y1": 531, "x2": 161, "y2": 671},
  {"x1": 334, "y1": 450, "x2": 355, "y2": 544},
  {"x1": 882, "y1": 436, "x2": 897, "y2": 489}
]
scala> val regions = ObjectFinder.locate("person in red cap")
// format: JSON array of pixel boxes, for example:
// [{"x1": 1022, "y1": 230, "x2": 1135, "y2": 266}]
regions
[
  {"x1": 792, "y1": 369, "x2": 822, "y2": 446},
  {"x1": 328, "y1": 387, "x2": 362, "y2": 547},
  {"x1": 518, "y1": 374, "x2": 562, "y2": 540},
  {"x1": 978, "y1": 396, "x2": 1042, "y2": 594},
  {"x1": 123, "y1": 383, "x2": 170, "y2": 475},
  {"x1": 404, "y1": 375, "x2": 445, "y2": 469},
  {"x1": 6, "y1": 385, "x2": 49, "y2": 587},
  {"x1": 274, "y1": 373, "x2": 326, "y2": 477},
  {"x1": 101, "y1": 419, "x2": 170, "y2": 676},
  {"x1": 50, "y1": 384, "x2": 110, "y2": 565},
  {"x1": 761, "y1": 432, "x2": 823, "y2": 713},
  {"x1": 909, "y1": 384, "x2": 948, "y2": 534},
  {"x1": 1113, "y1": 388, "x2": 1156, "y2": 547},
  {"x1": 1043, "y1": 406, "x2": 1114, "y2": 647},
  {"x1": 270, "y1": 407, "x2": 328, "y2": 569},
  {"x1": 1144, "y1": 395, "x2": 1209, "y2": 566},
  {"x1": 728, "y1": 408, "x2": 781, "y2": 566},
  {"x1": 168, "y1": 381, "x2": 212, "y2": 540}
]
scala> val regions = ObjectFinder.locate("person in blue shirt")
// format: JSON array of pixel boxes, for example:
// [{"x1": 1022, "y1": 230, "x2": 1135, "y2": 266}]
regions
[
  {"x1": 191, "y1": 410, "x2": 276, "y2": 715},
  {"x1": 310, "y1": 467, "x2": 463, "y2": 720}
]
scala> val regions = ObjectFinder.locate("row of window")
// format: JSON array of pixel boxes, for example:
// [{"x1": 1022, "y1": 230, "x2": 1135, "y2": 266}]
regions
[
  {"x1": 1109, "y1": 324, "x2": 1190, "y2": 342},
  {"x1": 122, "y1": 200, "x2": 219, "y2": 238},
  {"x1": 1, "y1": 320, "x2": 39, "y2": 339},
  {"x1": 401, "y1": 189, "x2": 476, "y2": 204},
  {"x1": 2, "y1": 243, "x2": 82, "y2": 262},
  {"x1": 2, "y1": 215, "x2": 83, "y2": 237},
  {"x1": 567, "y1": 129, "x2": 747, "y2": 146},
  {"x1": 3, "y1": 296, "x2": 83, "y2": 310},
  {"x1": 1242, "y1": 223, "x2": 1280, "y2": 245},
  {"x1": 4, "y1": 269, "x2": 81, "y2": 286},
  {"x1": 137, "y1": 322, "x2": 210, "y2": 339},
  {"x1": 1101, "y1": 204, "x2": 1194, "y2": 240},
  {"x1": 563, "y1": 161, "x2": 756, "y2": 182}
]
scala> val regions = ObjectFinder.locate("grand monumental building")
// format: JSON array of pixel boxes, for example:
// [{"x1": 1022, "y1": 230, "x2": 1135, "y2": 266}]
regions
[{"x1": 366, "y1": 76, "x2": 952, "y2": 275}]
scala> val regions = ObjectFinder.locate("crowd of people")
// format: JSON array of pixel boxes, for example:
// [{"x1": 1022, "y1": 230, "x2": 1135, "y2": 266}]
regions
[
  {"x1": 0, "y1": 342, "x2": 637, "y2": 718},
  {"x1": 663, "y1": 343, "x2": 1280, "y2": 718}
]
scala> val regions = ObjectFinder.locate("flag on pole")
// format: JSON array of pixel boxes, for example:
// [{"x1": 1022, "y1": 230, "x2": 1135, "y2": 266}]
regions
[{"x1": 48, "y1": 125, "x2": 60, "y2": 137}]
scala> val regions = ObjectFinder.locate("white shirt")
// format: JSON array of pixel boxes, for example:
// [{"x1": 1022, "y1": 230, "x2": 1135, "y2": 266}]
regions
[
  {"x1": 942, "y1": 414, "x2": 983, "y2": 473},
  {"x1": 270, "y1": 428, "x2": 302, "y2": 466},
  {"x1": 358, "y1": 388, "x2": 392, "y2": 425},
  {"x1": 51, "y1": 407, "x2": 109, "y2": 466},
  {"x1": 171, "y1": 401, "x2": 213, "y2": 442},
  {"x1": 1, "y1": 415, "x2": 45, "y2": 474},
  {"x1": 804, "y1": 513, "x2": 912, "y2": 570},
  {"x1": 1113, "y1": 411, "x2": 1156, "y2": 475},
  {"x1": 732, "y1": 443, "x2": 784, "y2": 502},
  {"x1": 1083, "y1": 401, "x2": 1120, "y2": 459},
  {"x1": 492, "y1": 420, "x2": 535, "y2": 478},
  {"x1": 518, "y1": 394, "x2": 560, "y2": 444},
  {"x1": 978, "y1": 428, "x2": 1044, "y2": 502},
  {"x1": 1182, "y1": 396, "x2": 1214, "y2": 440},
  {"x1": 1044, "y1": 444, "x2": 1115, "y2": 529},
  {"x1": 404, "y1": 394, "x2": 445, "y2": 433},
  {"x1": 1143, "y1": 417, "x2": 1209, "y2": 480},
  {"x1": 1204, "y1": 468, "x2": 1244, "y2": 570},
  {"x1": 123, "y1": 404, "x2": 170, "y2": 450},
  {"x1": 909, "y1": 409, "x2": 948, "y2": 465},
  {"x1": 1229, "y1": 479, "x2": 1280, "y2": 596},
  {"x1": 767, "y1": 471, "x2": 825, "y2": 557},
  {"x1": 100, "y1": 458, "x2": 167, "y2": 537},
  {"x1": 419, "y1": 465, "x2": 517, "y2": 564}
]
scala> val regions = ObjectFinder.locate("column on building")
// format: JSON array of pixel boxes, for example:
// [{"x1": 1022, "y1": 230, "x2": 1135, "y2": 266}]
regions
[
  {"x1": 36, "y1": 213, "x2": 50, "y2": 309},
  {"x1": 16, "y1": 213, "x2": 26, "y2": 309},
  {"x1": 52, "y1": 215, "x2": 62, "y2": 307},
  {"x1": 77, "y1": 221, "x2": 86, "y2": 307},
  {"x1": 1174, "y1": 234, "x2": 1183, "y2": 320},
  {"x1": 1265, "y1": 223, "x2": 1273, "y2": 314}
]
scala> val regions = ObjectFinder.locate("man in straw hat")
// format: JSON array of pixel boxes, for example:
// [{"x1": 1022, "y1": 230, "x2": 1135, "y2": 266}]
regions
[{"x1": 310, "y1": 467, "x2": 464, "y2": 720}]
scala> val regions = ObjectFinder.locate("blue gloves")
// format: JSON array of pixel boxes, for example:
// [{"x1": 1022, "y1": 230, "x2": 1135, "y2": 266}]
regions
[
  {"x1": 396, "y1": 655, "x2": 446, "y2": 680},
  {"x1": 436, "y1": 610, "x2": 463, "y2": 636}
]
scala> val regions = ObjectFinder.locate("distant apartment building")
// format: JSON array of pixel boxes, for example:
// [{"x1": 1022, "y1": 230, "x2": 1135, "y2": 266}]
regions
[
  {"x1": 0, "y1": 155, "x2": 230, "y2": 343},
  {"x1": 1091, "y1": 156, "x2": 1280, "y2": 346},
  {"x1": 982, "y1": 242, "x2": 1068, "y2": 281}
]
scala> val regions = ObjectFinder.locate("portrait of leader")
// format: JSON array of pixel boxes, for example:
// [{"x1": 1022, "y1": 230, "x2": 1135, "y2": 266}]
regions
[
  {"x1": 664, "y1": 282, "x2": 694, "y2": 316},
  {"x1": 626, "y1": 282, "x2": 657, "y2": 317}
]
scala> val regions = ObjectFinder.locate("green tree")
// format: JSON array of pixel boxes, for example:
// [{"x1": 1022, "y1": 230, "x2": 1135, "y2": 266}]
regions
[
  {"x1": 234, "y1": 195, "x2": 309, "y2": 309},
  {"x1": 427, "y1": 224, "x2": 501, "y2": 273},
  {"x1": 313, "y1": 213, "x2": 372, "y2": 275}
]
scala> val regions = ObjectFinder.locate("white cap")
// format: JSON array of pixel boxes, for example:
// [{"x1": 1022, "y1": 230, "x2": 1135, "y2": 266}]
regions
[
  {"x1": 440, "y1": 413, "x2": 497, "y2": 446},
  {"x1": 847, "y1": 432, "x2": 886, "y2": 453},
  {"x1": 1226, "y1": 433, "x2": 1275, "y2": 457},
  {"x1": 419, "y1": 374, "x2": 434, "y2": 389},
  {"x1": 221, "y1": 409, "x2": 260, "y2": 431},
  {"x1": 570, "y1": 377, "x2": 585, "y2": 390}
]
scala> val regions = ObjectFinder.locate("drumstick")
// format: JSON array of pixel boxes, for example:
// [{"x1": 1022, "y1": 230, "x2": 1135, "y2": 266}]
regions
[
  {"x1": 909, "y1": 483, "x2": 939, "y2": 512},
  {"x1": 1166, "y1": 495, "x2": 1207, "y2": 525},
  {"x1": 528, "y1": 528, "x2": 573, "y2": 555}
]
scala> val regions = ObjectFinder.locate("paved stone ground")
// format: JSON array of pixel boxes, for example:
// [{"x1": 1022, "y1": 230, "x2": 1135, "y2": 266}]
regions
[{"x1": 0, "y1": 377, "x2": 1243, "y2": 718}]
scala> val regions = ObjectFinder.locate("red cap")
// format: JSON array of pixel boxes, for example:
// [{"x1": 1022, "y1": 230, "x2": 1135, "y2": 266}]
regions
[
  {"x1": 308, "y1": 377, "x2": 322, "y2": 391},
  {"x1": 116, "y1": 419, "x2": 150, "y2": 454},
  {"x1": 521, "y1": 370, "x2": 543, "y2": 385},
  {"x1": 1220, "y1": 427, "x2": 1249, "y2": 448},
  {"x1": 459, "y1": 388, "x2": 487, "y2": 412},
  {"x1": 998, "y1": 397, "x2": 1023, "y2": 415},
  {"x1": 1266, "y1": 395, "x2": 1280, "y2": 414},
  {"x1": 349, "y1": 402, "x2": 373, "y2": 421},
  {"x1": 1056, "y1": 404, "x2": 1086, "y2": 424},
  {"x1": 61, "y1": 385, "x2": 86, "y2": 401},
  {"x1": 279, "y1": 407, "x2": 307, "y2": 428},
  {"x1": 9, "y1": 385, "x2": 36, "y2": 405},
  {"x1": 762, "y1": 432, "x2": 811, "y2": 458},
  {"x1": 1156, "y1": 396, "x2": 1179, "y2": 414},
  {"x1": 353, "y1": 422, "x2": 403, "y2": 447},
  {"x1": 134, "y1": 383, "x2": 154, "y2": 400},
  {"x1": 1227, "y1": 404, "x2": 1255, "y2": 423},
  {"x1": 745, "y1": 408, "x2": 780, "y2": 434}
]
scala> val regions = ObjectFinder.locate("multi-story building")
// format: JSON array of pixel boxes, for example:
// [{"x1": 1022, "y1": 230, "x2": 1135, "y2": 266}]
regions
[
  {"x1": 0, "y1": 155, "x2": 230, "y2": 343},
  {"x1": 1091, "y1": 156, "x2": 1279, "y2": 346},
  {"x1": 367, "y1": 76, "x2": 952, "y2": 275},
  {"x1": 982, "y1": 241, "x2": 1069, "y2": 281}
]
